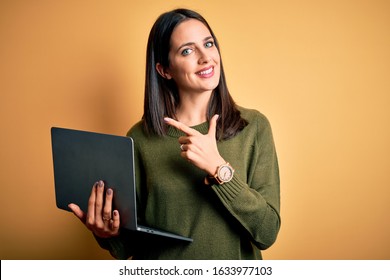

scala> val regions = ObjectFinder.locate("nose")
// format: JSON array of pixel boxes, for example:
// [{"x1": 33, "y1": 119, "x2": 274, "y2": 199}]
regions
[
  {"x1": 199, "y1": 56, "x2": 211, "y2": 64},
  {"x1": 198, "y1": 50, "x2": 211, "y2": 64}
]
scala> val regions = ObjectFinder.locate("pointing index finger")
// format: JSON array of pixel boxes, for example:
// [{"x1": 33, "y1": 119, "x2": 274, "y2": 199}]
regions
[{"x1": 164, "y1": 117, "x2": 199, "y2": 136}]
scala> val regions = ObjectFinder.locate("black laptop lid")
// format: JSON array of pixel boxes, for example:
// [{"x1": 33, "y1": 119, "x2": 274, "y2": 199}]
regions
[{"x1": 50, "y1": 127, "x2": 137, "y2": 230}]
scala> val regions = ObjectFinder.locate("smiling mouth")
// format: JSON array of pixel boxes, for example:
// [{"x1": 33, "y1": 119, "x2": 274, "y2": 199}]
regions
[{"x1": 196, "y1": 67, "x2": 214, "y2": 77}]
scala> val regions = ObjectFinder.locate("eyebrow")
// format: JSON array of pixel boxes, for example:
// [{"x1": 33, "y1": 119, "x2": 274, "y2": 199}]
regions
[{"x1": 176, "y1": 36, "x2": 214, "y2": 52}]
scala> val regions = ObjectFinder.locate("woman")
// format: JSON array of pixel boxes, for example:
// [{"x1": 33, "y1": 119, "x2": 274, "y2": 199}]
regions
[{"x1": 69, "y1": 8, "x2": 280, "y2": 260}]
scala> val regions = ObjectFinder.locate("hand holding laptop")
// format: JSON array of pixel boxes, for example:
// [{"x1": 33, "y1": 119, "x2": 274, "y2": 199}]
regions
[
  {"x1": 51, "y1": 127, "x2": 192, "y2": 242},
  {"x1": 68, "y1": 180, "x2": 120, "y2": 238}
]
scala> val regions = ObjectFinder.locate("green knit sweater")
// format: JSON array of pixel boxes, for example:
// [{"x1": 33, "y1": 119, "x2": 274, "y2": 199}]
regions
[{"x1": 98, "y1": 107, "x2": 280, "y2": 260}]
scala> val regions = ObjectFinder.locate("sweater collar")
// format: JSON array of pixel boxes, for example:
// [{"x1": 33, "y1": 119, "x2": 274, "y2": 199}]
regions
[{"x1": 166, "y1": 121, "x2": 210, "y2": 137}]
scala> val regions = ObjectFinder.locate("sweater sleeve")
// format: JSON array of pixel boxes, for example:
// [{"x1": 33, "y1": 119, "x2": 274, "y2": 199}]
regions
[
  {"x1": 93, "y1": 231, "x2": 134, "y2": 259},
  {"x1": 211, "y1": 114, "x2": 281, "y2": 250}
]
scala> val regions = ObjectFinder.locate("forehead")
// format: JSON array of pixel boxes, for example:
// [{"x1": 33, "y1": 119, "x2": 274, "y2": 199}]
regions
[{"x1": 170, "y1": 19, "x2": 212, "y2": 47}]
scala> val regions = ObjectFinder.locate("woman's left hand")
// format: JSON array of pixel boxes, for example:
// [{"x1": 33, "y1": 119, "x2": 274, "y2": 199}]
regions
[{"x1": 164, "y1": 114, "x2": 225, "y2": 175}]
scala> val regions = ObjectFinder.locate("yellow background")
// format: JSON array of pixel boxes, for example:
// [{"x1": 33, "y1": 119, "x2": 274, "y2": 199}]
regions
[{"x1": 1, "y1": 0, "x2": 389, "y2": 259}]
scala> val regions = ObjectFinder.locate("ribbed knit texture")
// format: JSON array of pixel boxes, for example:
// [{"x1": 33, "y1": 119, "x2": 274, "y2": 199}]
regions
[{"x1": 101, "y1": 107, "x2": 280, "y2": 259}]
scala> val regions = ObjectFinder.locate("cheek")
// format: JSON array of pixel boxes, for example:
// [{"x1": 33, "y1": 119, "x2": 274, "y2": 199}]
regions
[
  {"x1": 175, "y1": 67, "x2": 199, "y2": 84},
  {"x1": 212, "y1": 49, "x2": 221, "y2": 62},
  {"x1": 169, "y1": 60, "x2": 191, "y2": 76},
  {"x1": 214, "y1": 52, "x2": 221, "y2": 72}
]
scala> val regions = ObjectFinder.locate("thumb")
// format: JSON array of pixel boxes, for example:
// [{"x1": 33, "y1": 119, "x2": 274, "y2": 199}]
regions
[
  {"x1": 68, "y1": 203, "x2": 86, "y2": 224},
  {"x1": 208, "y1": 114, "x2": 219, "y2": 137}
]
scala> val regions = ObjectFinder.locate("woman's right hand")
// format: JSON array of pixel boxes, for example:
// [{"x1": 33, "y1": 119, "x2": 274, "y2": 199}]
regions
[{"x1": 68, "y1": 180, "x2": 120, "y2": 238}]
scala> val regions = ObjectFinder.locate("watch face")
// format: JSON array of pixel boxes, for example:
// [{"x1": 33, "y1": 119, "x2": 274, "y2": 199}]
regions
[{"x1": 219, "y1": 165, "x2": 234, "y2": 182}]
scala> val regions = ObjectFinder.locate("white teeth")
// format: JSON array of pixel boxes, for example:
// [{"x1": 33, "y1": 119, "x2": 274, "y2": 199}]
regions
[{"x1": 199, "y1": 67, "x2": 213, "y2": 75}]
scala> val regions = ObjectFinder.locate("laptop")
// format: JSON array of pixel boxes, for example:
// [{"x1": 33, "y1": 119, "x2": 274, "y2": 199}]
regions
[{"x1": 50, "y1": 127, "x2": 193, "y2": 242}]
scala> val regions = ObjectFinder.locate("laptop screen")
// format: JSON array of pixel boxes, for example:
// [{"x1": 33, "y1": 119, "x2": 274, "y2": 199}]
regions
[{"x1": 51, "y1": 127, "x2": 137, "y2": 230}]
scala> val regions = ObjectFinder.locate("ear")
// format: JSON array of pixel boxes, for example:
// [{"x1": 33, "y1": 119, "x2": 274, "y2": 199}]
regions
[{"x1": 156, "y1": 63, "x2": 172, "y2": 80}]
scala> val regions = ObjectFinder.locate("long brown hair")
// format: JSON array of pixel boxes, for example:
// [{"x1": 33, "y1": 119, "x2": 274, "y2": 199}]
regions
[{"x1": 143, "y1": 8, "x2": 247, "y2": 140}]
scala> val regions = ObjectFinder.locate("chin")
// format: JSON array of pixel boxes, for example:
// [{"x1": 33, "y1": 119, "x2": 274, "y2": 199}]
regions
[{"x1": 203, "y1": 79, "x2": 220, "y2": 91}]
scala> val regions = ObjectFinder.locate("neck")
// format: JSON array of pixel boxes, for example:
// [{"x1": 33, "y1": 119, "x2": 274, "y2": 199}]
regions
[{"x1": 176, "y1": 90, "x2": 212, "y2": 126}]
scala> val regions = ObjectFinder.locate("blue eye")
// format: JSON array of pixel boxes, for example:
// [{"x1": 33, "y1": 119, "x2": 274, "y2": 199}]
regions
[
  {"x1": 205, "y1": 41, "x2": 214, "y2": 48},
  {"x1": 181, "y1": 48, "x2": 193, "y2": 56}
]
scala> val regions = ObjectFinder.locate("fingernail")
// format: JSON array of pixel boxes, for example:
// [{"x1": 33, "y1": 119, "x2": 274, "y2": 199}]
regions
[
  {"x1": 164, "y1": 117, "x2": 171, "y2": 123},
  {"x1": 107, "y1": 188, "x2": 112, "y2": 195},
  {"x1": 98, "y1": 180, "x2": 104, "y2": 187},
  {"x1": 113, "y1": 210, "x2": 118, "y2": 216}
]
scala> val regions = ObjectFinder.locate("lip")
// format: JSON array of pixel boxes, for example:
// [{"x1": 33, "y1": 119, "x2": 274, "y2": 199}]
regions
[{"x1": 196, "y1": 66, "x2": 214, "y2": 78}]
